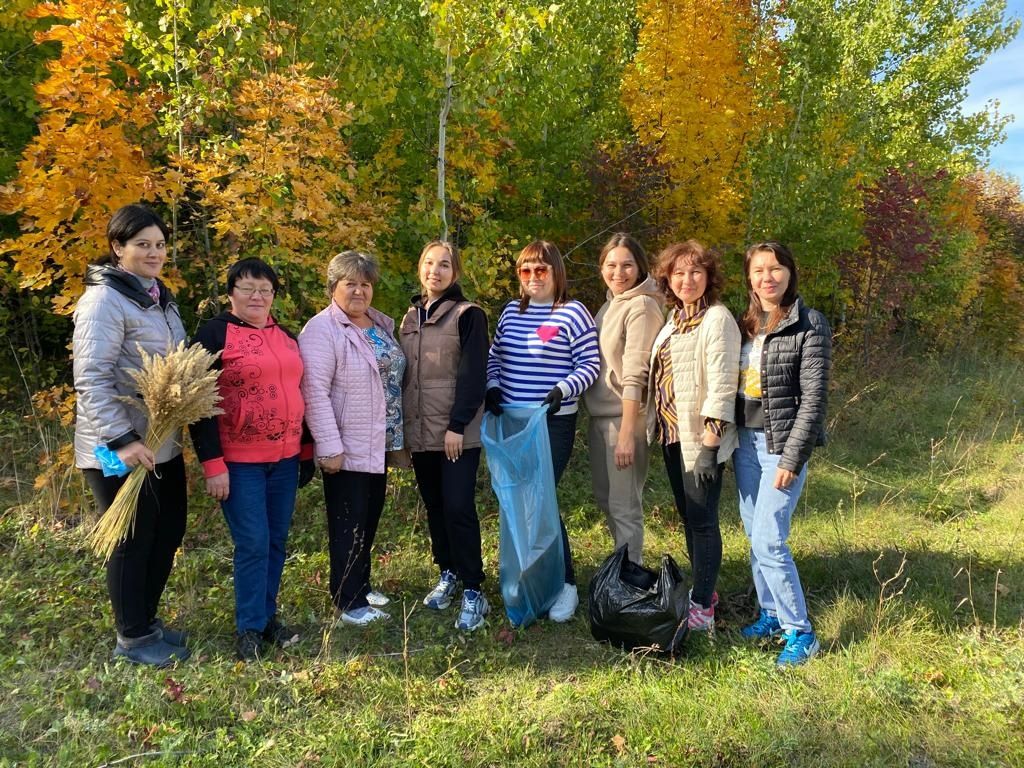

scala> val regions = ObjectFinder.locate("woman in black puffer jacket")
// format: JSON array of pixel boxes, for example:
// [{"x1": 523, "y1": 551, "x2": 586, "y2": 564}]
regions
[{"x1": 732, "y1": 241, "x2": 831, "y2": 668}]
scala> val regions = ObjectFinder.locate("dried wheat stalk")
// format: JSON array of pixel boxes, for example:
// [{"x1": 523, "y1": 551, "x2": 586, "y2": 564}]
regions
[{"x1": 89, "y1": 342, "x2": 222, "y2": 561}]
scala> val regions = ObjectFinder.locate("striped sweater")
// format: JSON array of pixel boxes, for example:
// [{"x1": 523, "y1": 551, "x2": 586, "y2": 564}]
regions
[{"x1": 486, "y1": 299, "x2": 600, "y2": 414}]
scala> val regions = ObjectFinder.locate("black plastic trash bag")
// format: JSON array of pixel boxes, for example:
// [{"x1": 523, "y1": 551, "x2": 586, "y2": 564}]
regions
[{"x1": 588, "y1": 545, "x2": 689, "y2": 655}]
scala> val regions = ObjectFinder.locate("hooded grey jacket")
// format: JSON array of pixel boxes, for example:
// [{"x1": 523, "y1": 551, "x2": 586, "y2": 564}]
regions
[{"x1": 72, "y1": 263, "x2": 186, "y2": 469}]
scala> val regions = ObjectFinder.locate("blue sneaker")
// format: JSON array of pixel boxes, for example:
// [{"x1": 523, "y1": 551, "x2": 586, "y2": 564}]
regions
[
  {"x1": 455, "y1": 589, "x2": 489, "y2": 631},
  {"x1": 423, "y1": 570, "x2": 458, "y2": 610},
  {"x1": 776, "y1": 629, "x2": 820, "y2": 667},
  {"x1": 740, "y1": 609, "x2": 783, "y2": 640}
]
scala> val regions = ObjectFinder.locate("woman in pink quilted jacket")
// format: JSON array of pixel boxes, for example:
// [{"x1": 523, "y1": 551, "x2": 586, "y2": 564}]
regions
[{"x1": 299, "y1": 251, "x2": 406, "y2": 627}]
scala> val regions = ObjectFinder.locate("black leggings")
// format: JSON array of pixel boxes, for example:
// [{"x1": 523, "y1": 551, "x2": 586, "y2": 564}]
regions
[
  {"x1": 413, "y1": 448, "x2": 485, "y2": 590},
  {"x1": 83, "y1": 454, "x2": 188, "y2": 638},
  {"x1": 662, "y1": 442, "x2": 722, "y2": 607},
  {"x1": 323, "y1": 468, "x2": 387, "y2": 612}
]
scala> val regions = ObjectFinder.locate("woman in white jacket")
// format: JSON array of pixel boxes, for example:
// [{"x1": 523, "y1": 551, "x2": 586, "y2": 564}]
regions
[
  {"x1": 584, "y1": 233, "x2": 663, "y2": 564},
  {"x1": 648, "y1": 240, "x2": 740, "y2": 632}
]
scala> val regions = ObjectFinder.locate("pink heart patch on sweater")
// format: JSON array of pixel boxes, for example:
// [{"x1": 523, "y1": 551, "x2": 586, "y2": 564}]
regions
[{"x1": 536, "y1": 325, "x2": 560, "y2": 343}]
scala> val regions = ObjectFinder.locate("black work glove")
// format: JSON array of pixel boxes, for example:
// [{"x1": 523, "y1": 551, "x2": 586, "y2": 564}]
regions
[
  {"x1": 299, "y1": 458, "x2": 316, "y2": 488},
  {"x1": 693, "y1": 445, "x2": 719, "y2": 488},
  {"x1": 542, "y1": 386, "x2": 564, "y2": 415},
  {"x1": 485, "y1": 388, "x2": 504, "y2": 416}
]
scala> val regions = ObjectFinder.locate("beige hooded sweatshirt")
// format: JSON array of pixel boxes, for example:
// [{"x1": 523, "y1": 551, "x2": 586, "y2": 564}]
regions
[{"x1": 584, "y1": 275, "x2": 665, "y2": 419}]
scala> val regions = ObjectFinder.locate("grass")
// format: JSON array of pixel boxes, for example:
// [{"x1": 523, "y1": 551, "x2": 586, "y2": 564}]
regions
[{"x1": 0, "y1": 351, "x2": 1022, "y2": 767}]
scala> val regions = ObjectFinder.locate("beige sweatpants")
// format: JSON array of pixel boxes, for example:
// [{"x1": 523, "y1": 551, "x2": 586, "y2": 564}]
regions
[{"x1": 588, "y1": 414, "x2": 650, "y2": 564}]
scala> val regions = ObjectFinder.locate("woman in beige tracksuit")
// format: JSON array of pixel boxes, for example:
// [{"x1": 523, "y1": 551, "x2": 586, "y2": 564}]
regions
[{"x1": 584, "y1": 233, "x2": 664, "y2": 564}]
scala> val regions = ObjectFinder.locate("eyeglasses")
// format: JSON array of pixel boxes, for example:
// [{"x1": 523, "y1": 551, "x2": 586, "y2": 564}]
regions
[
  {"x1": 234, "y1": 287, "x2": 276, "y2": 298},
  {"x1": 517, "y1": 265, "x2": 550, "y2": 279}
]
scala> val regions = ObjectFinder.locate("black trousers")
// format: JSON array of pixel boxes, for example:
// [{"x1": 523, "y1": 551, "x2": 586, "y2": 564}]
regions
[
  {"x1": 662, "y1": 442, "x2": 723, "y2": 608},
  {"x1": 412, "y1": 448, "x2": 485, "y2": 590},
  {"x1": 83, "y1": 454, "x2": 188, "y2": 638},
  {"x1": 323, "y1": 468, "x2": 387, "y2": 612},
  {"x1": 546, "y1": 411, "x2": 577, "y2": 586}
]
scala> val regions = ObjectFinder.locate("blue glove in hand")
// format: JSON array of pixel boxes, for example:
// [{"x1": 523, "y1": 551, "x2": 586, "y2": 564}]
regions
[{"x1": 94, "y1": 445, "x2": 130, "y2": 477}]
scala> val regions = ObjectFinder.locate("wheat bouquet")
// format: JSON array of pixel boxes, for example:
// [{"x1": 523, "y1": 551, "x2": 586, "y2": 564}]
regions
[{"x1": 89, "y1": 341, "x2": 222, "y2": 561}]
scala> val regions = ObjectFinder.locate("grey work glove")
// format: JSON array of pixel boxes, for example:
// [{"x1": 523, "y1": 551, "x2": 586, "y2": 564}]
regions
[{"x1": 693, "y1": 445, "x2": 719, "y2": 487}]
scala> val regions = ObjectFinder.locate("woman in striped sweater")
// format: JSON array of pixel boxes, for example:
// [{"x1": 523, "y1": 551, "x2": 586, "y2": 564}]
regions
[{"x1": 485, "y1": 240, "x2": 600, "y2": 622}]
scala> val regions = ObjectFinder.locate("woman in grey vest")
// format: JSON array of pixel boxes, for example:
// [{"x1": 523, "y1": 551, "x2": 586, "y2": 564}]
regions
[
  {"x1": 399, "y1": 241, "x2": 489, "y2": 631},
  {"x1": 73, "y1": 204, "x2": 189, "y2": 667}
]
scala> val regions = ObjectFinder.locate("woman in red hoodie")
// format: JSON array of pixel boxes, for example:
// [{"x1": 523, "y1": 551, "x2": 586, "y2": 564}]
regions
[{"x1": 190, "y1": 258, "x2": 312, "y2": 661}]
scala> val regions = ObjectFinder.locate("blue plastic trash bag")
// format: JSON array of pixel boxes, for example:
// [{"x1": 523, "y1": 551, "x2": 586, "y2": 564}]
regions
[{"x1": 481, "y1": 406, "x2": 565, "y2": 628}]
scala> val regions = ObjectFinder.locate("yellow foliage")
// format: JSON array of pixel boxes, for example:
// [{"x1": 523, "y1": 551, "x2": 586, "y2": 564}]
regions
[
  {"x1": 186, "y1": 66, "x2": 392, "y2": 271},
  {"x1": 0, "y1": 0, "x2": 165, "y2": 313},
  {"x1": 621, "y1": 0, "x2": 779, "y2": 244}
]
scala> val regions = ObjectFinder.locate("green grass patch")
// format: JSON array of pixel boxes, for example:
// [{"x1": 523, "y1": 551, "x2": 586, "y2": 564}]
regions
[{"x1": 1, "y1": 353, "x2": 1022, "y2": 766}]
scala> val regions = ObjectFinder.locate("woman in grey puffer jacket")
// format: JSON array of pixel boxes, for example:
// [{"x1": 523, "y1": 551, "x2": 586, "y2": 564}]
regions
[
  {"x1": 733, "y1": 241, "x2": 831, "y2": 668},
  {"x1": 73, "y1": 204, "x2": 190, "y2": 668}
]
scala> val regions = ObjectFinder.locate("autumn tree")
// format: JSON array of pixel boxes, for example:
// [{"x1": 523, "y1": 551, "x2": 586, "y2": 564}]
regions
[
  {"x1": 839, "y1": 166, "x2": 946, "y2": 360},
  {"x1": 0, "y1": 0, "x2": 167, "y2": 314},
  {"x1": 621, "y1": 0, "x2": 779, "y2": 247},
  {"x1": 962, "y1": 171, "x2": 1024, "y2": 353},
  {"x1": 744, "y1": 0, "x2": 1018, "y2": 305}
]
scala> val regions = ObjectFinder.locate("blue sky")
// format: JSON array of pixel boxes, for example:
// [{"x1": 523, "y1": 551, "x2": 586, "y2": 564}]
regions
[{"x1": 965, "y1": 0, "x2": 1024, "y2": 180}]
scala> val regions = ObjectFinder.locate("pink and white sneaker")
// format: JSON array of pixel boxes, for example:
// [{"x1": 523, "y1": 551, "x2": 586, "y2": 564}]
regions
[{"x1": 687, "y1": 591, "x2": 715, "y2": 632}]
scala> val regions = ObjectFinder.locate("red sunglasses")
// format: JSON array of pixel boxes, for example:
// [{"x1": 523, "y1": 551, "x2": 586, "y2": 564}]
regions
[{"x1": 518, "y1": 264, "x2": 550, "y2": 278}]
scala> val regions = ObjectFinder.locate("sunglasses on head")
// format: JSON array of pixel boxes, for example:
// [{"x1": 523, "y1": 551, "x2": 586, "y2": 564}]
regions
[{"x1": 518, "y1": 264, "x2": 550, "y2": 278}]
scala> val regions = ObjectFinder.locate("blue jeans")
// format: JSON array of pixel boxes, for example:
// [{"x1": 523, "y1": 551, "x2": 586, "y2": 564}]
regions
[
  {"x1": 734, "y1": 428, "x2": 811, "y2": 632},
  {"x1": 220, "y1": 456, "x2": 300, "y2": 633}
]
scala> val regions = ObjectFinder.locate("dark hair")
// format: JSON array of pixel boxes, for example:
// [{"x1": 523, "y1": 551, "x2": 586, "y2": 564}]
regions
[
  {"x1": 516, "y1": 240, "x2": 569, "y2": 312},
  {"x1": 740, "y1": 241, "x2": 799, "y2": 339},
  {"x1": 598, "y1": 232, "x2": 649, "y2": 284},
  {"x1": 654, "y1": 239, "x2": 724, "y2": 309},
  {"x1": 106, "y1": 204, "x2": 169, "y2": 265},
  {"x1": 227, "y1": 257, "x2": 280, "y2": 294}
]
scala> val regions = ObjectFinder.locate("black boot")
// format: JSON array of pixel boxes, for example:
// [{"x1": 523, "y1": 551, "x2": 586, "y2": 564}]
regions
[
  {"x1": 150, "y1": 618, "x2": 189, "y2": 648},
  {"x1": 113, "y1": 630, "x2": 190, "y2": 667}
]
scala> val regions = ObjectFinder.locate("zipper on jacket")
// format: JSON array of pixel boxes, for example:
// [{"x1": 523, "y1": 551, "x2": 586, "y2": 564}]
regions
[{"x1": 265, "y1": 324, "x2": 290, "y2": 462}]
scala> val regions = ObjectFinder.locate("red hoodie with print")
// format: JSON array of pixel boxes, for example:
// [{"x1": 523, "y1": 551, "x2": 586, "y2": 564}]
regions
[{"x1": 189, "y1": 312, "x2": 312, "y2": 478}]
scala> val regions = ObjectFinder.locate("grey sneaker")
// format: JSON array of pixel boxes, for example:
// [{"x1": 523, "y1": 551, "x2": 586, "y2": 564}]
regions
[
  {"x1": 339, "y1": 605, "x2": 390, "y2": 627},
  {"x1": 366, "y1": 589, "x2": 391, "y2": 607},
  {"x1": 455, "y1": 589, "x2": 490, "y2": 631},
  {"x1": 113, "y1": 630, "x2": 190, "y2": 668},
  {"x1": 423, "y1": 570, "x2": 458, "y2": 610}
]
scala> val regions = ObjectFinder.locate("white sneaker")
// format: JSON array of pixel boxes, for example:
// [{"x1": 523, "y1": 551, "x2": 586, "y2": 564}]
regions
[
  {"x1": 339, "y1": 605, "x2": 390, "y2": 627},
  {"x1": 366, "y1": 590, "x2": 390, "y2": 607},
  {"x1": 547, "y1": 583, "x2": 578, "y2": 623}
]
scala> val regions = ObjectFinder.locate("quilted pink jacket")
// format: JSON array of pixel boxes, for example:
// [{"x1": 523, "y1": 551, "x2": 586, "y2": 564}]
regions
[{"x1": 298, "y1": 301, "x2": 394, "y2": 474}]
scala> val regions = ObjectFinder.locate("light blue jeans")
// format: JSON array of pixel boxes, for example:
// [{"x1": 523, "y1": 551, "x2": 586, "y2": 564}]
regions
[{"x1": 734, "y1": 428, "x2": 812, "y2": 632}]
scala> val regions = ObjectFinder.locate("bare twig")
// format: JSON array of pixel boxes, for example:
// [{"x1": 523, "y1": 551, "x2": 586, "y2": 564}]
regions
[{"x1": 872, "y1": 551, "x2": 909, "y2": 632}]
